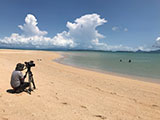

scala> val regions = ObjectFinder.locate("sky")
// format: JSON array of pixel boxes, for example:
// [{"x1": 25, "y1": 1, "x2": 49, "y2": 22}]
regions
[{"x1": 0, "y1": 0, "x2": 160, "y2": 51}]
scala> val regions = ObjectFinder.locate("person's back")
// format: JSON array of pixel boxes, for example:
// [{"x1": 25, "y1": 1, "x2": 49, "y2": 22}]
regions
[{"x1": 10, "y1": 70, "x2": 23, "y2": 89}]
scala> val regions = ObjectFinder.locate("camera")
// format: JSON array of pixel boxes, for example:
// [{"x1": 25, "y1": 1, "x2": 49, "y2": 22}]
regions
[{"x1": 24, "y1": 60, "x2": 35, "y2": 68}]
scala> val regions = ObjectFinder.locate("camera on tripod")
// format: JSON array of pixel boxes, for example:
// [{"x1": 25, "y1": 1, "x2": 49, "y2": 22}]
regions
[
  {"x1": 24, "y1": 61, "x2": 35, "y2": 69},
  {"x1": 24, "y1": 60, "x2": 36, "y2": 94}
]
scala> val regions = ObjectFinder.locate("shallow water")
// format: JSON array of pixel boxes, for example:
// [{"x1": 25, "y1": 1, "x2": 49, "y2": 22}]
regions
[{"x1": 57, "y1": 51, "x2": 160, "y2": 83}]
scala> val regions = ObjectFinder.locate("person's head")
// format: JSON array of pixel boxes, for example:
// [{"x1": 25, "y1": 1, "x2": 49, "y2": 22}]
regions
[{"x1": 15, "y1": 63, "x2": 24, "y2": 71}]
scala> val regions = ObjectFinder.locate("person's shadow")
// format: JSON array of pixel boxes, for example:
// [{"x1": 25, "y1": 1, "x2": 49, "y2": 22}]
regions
[
  {"x1": 6, "y1": 89, "x2": 23, "y2": 94},
  {"x1": 6, "y1": 82, "x2": 30, "y2": 94}
]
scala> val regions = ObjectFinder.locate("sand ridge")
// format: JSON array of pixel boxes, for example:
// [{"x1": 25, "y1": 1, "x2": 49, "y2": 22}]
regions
[{"x1": 0, "y1": 49, "x2": 160, "y2": 120}]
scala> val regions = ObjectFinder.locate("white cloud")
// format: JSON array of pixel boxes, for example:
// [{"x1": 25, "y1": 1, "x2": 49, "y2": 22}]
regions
[
  {"x1": 0, "y1": 33, "x2": 74, "y2": 49},
  {"x1": 112, "y1": 26, "x2": 119, "y2": 31},
  {"x1": 93, "y1": 41, "x2": 137, "y2": 51},
  {"x1": 59, "y1": 13, "x2": 107, "y2": 49},
  {"x1": 0, "y1": 13, "x2": 151, "y2": 51},
  {"x1": 0, "y1": 14, "x2": 75, "y2": 48},
  {"x1": 52, "y1": 31, "x2": 75, "y2": 48},
  {"x1": 18, "y1": 14, "x2": 47, "y2": 36},
  {"x1": 112, "y1": 26, "x2": 128, "y2": 32},
  {"x1": 153, "y1": 37, "x2": 160, "y2": 48},
  {"x1": 0, "y1": 13, "x2": 108, "y2": 49},
  {"x1": 156, "y1": 37, "x2": 160, "y2": 42}
]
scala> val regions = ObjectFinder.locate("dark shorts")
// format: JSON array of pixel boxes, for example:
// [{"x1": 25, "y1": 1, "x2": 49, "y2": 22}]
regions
[{"x1": 14, "y1": 82, "x2": 30, "y2": 91}]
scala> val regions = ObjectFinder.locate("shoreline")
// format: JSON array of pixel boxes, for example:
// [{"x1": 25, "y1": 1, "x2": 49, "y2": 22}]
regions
[
  {"x1": 0, "y1": 49, "x2": 160, "y2": 120},
  {"x1": 54, "y1": 51, "x2": 160, "y2": 84}
]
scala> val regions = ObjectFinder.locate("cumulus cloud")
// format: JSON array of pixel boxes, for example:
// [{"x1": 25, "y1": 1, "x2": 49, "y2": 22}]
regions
[
  {"x1": 18, "y1": 14, "x2": 47, "y2": 36},
  {"x1": 0, "y1": 13, "x2": 108, "y2": 49},
  {"x1": 157, "y1": 37, "x2": 160, "y2": 41},
  {"x1": 0, "y1": 32, "x2": 74, "y2": 49},
  {"x1": 60, "y1": 13, "x2": 107, "y2": 49},
  {"x1": 153, "y1": 37, "x2": 160, "y2": 48},
  {"x1": 0, "y1": 14, "x2": 75, "y2": 48},
  {"x1": 0, "y1": 13, "x2": 147, "y2": 51}
]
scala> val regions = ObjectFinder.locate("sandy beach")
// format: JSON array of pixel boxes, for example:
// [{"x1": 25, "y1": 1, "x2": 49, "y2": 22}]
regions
[{"x1": 0, "y1": 49, "x2": 160, "y2": 120}]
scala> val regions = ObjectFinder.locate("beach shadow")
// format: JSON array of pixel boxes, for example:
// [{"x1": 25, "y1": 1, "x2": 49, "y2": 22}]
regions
[
  {"x1": 6, "y1": 88, "x2": 32, "y2": 94},
  {"x1": 6, "y1": 89, "x2": 23, "y2": 94},
  {"x1": 6, "y1": 82, "x2": 30, "y2": 94}
]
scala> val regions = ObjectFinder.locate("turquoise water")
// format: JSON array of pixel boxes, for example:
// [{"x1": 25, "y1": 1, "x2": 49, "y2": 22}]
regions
[{"x1": 58, "y1": 51, "x2": 160, "y2": 83}]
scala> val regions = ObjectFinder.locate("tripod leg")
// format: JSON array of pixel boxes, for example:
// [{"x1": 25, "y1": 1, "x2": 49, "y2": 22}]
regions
[
  {"x1": 31, "y1": 77, "x2": 36, "y2": 89},
  {"x1": 29, "y1": 74, "x2": 32, "y2": 91}
]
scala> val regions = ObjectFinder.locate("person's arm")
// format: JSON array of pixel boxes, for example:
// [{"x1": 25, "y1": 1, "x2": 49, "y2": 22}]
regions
[
  {"x1": 23, "y1": 72, "x2": 27, "y2": 80},
  {"x1": 19, "y1": 71, "x2": 25, "y2": 84}
]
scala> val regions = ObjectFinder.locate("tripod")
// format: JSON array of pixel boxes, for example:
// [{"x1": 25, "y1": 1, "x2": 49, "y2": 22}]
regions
[{"x1": 25, "y1": 67, "x2": 36, "y2": 94}]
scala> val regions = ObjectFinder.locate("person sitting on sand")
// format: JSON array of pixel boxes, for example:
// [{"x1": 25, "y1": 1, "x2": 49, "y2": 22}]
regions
[{"x1": 10, "y1": 63, "x2": 29, "y2": 92}]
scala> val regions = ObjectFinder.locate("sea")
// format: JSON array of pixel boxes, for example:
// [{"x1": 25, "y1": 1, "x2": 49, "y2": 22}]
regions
[{"x1": 56, "y1": 51, "x2": 160, "y2": 83}]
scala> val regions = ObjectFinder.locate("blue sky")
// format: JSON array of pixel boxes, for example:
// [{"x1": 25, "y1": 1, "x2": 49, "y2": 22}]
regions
[{"x1": 0, "y1": 0, "x2": 160, "y2": 51}]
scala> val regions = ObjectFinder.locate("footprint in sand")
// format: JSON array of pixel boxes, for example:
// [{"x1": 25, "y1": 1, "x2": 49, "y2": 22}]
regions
[
  {"x1": 50, "y1": 82, "x2": 54, "y2": 84},
  {"x1": 37, "y1": 95, "x2": 41, "y2": 97},
  {"x1": 95, "y1": 87, "x2": 103, "y2": 92},
  {"x1": 110, "y1": 92, "x2": 124, "y2": 98},
  {"x1": 62, "y1": 102, "x2": 69, "y2": 105},
  {"x1": 37, "y1": 59, "x2": 42, "y2": 61},
  {"x1": 137, "y1": 116, "x2": 141, "y2": 119},
  {"x1": 110, "y1": 92, "x2": 117, "y2": 95},
  {"x1": 80, "y1": 105, "x2": 87, "y2": 109},
  {"x1": 2, "y1": 117, "x2": 8, "y2": 120},
  {"x1": 93, "y1": 115, "x2": 107, "y2": 120},
  {"x1": 129, "y1": 98, "x2": 137, "y2": 103},
  {"x1": 132, "y1": 98, "x2": 137, "y2": 103},
  {"x1": 152, "y1": 104, "x2": 159, "y2": 108},
  {"x1": 55, "y1": 96, "x2": 59, "y2": 100}
]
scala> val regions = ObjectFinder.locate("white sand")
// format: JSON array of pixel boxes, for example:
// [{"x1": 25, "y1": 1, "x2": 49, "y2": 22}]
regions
[{"x1": 0, "y1": 49, "x2": 160, "y2": 120}]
